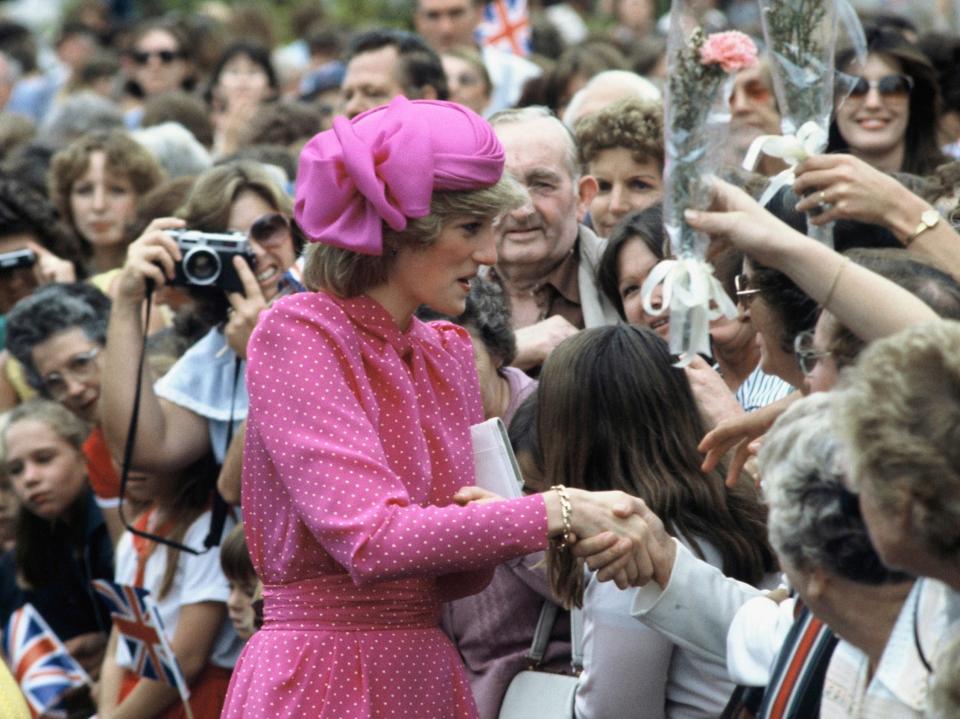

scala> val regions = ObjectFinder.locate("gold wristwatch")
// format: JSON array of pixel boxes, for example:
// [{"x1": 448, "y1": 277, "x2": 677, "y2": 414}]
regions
[{"x1": 904, "y1": 208, "x2": 941, "y2": 246}]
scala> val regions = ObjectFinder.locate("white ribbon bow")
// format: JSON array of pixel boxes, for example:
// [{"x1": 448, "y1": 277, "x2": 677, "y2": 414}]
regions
[
  {"x1": 742, "y1": 120, "x2": 829, "y2": 207},
  {"x1": 640, "y1": 257, "x2": 739, "y2": 367}
]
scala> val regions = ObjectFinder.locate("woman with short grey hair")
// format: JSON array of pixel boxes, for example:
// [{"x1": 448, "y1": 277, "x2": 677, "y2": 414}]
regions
[{"x1": 6, "y1": 282, "x2": 110, "y2": 419}]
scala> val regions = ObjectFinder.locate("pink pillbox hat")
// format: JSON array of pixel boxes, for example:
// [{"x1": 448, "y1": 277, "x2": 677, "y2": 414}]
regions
[{"x1": 294, "y1": 96, "x2": 505, "y2": 255}]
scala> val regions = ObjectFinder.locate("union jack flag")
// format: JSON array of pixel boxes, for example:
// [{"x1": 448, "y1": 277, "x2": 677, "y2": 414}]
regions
[
  {"x1": 476, "y1": 0, "x2": 532, "y2": 57},
  {"x1": 91, "y1": 579, "x2": 190, "y2": 701},
  {"x1": 4, "y1": 603, "x2": 90, "y2": 718}
]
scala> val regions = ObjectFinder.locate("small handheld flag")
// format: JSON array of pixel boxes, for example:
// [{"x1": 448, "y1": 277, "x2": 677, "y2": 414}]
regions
[
  {"x1": 91, "y1": 579, "x2": 192, "y2": 713},
  {"x1": 476, "y1": 0, "x2": 532, "y2": 57},
  {"x1": 4, "y1": 603, "x2": 90, "y2": 718}
]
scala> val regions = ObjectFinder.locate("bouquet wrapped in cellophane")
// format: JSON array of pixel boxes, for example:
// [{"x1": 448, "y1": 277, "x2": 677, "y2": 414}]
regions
[
  {"x1": 640, "y1": 2, "x2": 755, "y2": 365},
  {"x1": 744, "y1": 0, "x2": 856, "y2": 246}
]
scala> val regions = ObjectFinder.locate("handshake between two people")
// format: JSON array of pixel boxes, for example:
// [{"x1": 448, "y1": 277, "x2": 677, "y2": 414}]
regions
[{"x1": 454, "y1": 487, "x2": 677, "y2": 591}]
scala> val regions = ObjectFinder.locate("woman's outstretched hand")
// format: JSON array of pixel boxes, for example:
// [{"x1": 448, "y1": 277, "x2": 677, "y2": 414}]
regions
[{"x1": 699, "y1": 391, "x2": 799, "y2": 487}]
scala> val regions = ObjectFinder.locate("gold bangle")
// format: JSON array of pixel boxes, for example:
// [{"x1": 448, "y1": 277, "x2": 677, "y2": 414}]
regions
[
  {"x1": 550, "y1": 484, "x2": 573, "y2": 550},
  {"x1": 822, "y1": 257, "x2": 849, "y2": 309}
]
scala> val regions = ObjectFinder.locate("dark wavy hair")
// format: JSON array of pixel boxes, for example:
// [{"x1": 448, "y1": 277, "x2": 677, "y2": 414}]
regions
[
  {"x1": 0, "y1": 177, "x2": 86, "y2": 278},
  {"x1": 540, "y1": 325, "x2": 777, "y2": 607},
  {"x1": 596, "y1": 203, "x2": 664, "y2": 319},
  {"x1": 829, "y1": 25, "x2": 947, "y2": 175},
  {"x1": 205, "y1": 40, "x2": 279, "y2": 105},
  {"x1": 416, "y1": 277, "x2": 517, "y2": 366}
]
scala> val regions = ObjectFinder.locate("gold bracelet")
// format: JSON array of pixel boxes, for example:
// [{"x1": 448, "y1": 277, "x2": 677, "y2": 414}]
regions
[
  {"x1": 550, "y1": 484, "x2": 573, "y2": 550},
  {"x1": 822, "y1": 257, "x2": 849, "y2": 309}
]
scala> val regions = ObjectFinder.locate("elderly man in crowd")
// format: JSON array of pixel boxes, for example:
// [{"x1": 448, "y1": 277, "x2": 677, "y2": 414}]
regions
[
  {"x1": 488, "y1": 106, "x2": 619, "y2": 370},
  {"x1": 339, "y1": 28, "x2": 448, "y2": 119},
  {"x1": 412, "y1": 0, "x2": 541, "y2": 114}
]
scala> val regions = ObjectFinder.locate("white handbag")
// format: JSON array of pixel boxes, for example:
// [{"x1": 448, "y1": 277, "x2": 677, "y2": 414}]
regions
[{"x1": 497, "y1": 602, "x2": 583, "y2": 719}]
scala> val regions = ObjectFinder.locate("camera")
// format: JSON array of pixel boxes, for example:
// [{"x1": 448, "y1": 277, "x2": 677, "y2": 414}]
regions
[
  {"x1": 168, "y1": 230, "x2": 256, "y2": 294},
  {"x1": 0, "y1": 248, "x2": 37, "y2": 272}
]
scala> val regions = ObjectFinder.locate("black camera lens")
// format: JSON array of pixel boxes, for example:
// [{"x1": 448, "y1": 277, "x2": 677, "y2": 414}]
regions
[{"x1": 182, "y1": 247, "x2": 222, "y2": 285}]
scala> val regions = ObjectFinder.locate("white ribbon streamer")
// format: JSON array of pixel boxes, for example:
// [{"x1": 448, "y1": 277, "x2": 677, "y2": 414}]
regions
[
  {"x1": 742, "y1": 120, "x2": 829, "y2": 207},
  {"x1": 640, "y1": 257, "x2": 739, "y2": 367}
]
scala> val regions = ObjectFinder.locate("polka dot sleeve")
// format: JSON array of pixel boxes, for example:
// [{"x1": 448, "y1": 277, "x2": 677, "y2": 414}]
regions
[{"x1": 244, "y1": 295, "x2": 548, "y2": 587}]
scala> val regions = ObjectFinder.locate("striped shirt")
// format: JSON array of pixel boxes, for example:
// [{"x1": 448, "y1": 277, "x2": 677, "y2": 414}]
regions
[{"x1": 735, "y1": 365, "x2": 794, "y2": 412}]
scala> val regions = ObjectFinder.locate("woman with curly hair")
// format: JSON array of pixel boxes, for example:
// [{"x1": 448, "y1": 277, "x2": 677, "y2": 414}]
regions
[{"x1": 574, "y1": 96, "x2": 663, "y2": 239}]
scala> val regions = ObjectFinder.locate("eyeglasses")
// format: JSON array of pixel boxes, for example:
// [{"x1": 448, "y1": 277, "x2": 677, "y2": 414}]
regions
[
  {"x1": 734, "y1": 273, "x2": 762, "y2": 305},
  {"x1": 729, "y1": 80, "x2": 772, "y2": 105},
  {"x1": 248, "y1": 213, "x2": 291, "y2": 248},
  {"x1": 793, "y1": 330, "x2": 833, "y2": 375},
  {"x1": 131, "y1": 49, "x2": 181, "y2": 65},
  {"x1": 40, "y1": 347, "x2": 101, "y2": 400},
  {"x1": 847, "y1": 74, "x2": 913, "y2": 99}
]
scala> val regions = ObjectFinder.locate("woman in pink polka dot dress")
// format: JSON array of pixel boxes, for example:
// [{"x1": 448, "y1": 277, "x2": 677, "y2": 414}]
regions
[{"x1": 221, "y1": 97, "x2": 652, "y2": 719}]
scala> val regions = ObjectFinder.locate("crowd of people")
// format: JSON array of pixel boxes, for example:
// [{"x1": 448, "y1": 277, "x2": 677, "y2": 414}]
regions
[{"x1": 0, "y1": 0, "x2": 959, "y2": 717}]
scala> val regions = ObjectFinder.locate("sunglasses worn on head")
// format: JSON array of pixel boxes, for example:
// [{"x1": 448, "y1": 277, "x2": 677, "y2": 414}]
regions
[
  {"x1": 847, "y1": 74, "x2": 913, "y2": 99},
  {"x1": 248, "y1": 213, "x2": 291, "y2": 248},
  {"x1": 132, "y1": 49, "x2": 181, "y2": 65}
]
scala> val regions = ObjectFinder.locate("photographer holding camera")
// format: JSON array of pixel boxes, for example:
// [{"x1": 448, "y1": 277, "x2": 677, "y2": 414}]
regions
[{"x1": 101, "y1": 162, "x2": 303, "y2": 474}]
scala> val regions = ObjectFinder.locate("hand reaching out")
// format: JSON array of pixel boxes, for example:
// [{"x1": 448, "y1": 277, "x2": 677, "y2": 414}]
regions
[{"x1": 698, "y1": 391, "x2": 799, "y2": 487}]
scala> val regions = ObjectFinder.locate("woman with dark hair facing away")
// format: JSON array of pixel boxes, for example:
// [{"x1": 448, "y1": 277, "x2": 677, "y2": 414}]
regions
[
  {"x1": 220, "y1": 97, "x2": 659, "y2": 718},
  {"x1": 0, "y1": 400, "x2": 114, "y2": 681},
  {"x1": 542, "y1": 325, "x2": 776, "y2": 719}
]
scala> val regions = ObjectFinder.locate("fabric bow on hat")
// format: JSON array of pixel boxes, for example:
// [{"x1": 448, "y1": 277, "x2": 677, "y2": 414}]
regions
[{"x1": 295, "y1": 96, "x2": 505, "y2": 255}]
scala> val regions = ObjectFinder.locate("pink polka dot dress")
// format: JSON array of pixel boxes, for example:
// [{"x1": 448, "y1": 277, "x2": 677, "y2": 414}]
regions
[{"x1": 221, "y1": 292, "x2": 549, "y2": 718}]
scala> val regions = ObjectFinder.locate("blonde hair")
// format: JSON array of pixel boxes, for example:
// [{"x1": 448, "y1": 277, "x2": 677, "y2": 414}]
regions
[
  {"x1": 834, "y1": 320, "x2": 960, "y2": 559},
  {"x1": 303, "y1": 175, "x2": 525, "y2": 297}
]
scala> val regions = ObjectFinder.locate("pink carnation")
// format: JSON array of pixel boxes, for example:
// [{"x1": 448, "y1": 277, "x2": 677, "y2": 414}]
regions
[{"x1": 699, "y1": 31, "x2": 758, "y2": 73}]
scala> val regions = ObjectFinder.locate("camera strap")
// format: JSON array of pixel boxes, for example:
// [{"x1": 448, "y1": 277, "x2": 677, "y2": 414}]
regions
[{"x1": 117, "y1": 282, "x2": 236, "y2": 555}]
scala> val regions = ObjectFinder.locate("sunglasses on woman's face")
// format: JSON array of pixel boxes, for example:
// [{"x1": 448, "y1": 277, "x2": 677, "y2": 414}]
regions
[
  {"x1": 847, "y1": 74, "x2": 913, "y2": 99},
  {"x1": 248, "y1": 213, "x2": 291, "y2": 248},
  {"x1": 132, "y1": 49, "x2": 181, "y2": 65}
]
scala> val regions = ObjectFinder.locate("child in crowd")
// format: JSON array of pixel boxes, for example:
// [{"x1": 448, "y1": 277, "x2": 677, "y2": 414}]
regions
[
  {"x1": 220, "y1": 523, "x2": 259, "y2": 642},
  {"x1": 97, "y1": 455, "x2": 240, "y2": 719},
  {"x1": 0, "y1": 399, "x2": 113, "y2": 681}
]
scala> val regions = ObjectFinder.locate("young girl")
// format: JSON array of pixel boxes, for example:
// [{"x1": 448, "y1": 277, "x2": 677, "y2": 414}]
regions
[
  {"x1": 97, "y1": 455, "x2": 240, "y2": 719},
  {"x1": 542, "y1": 325, "x2": 777, "y2": 719},
  {"x1": 219, "y1": 523, "x2": 259, "y2": 642},
  {"x1": 0, "y1": 399, "x2": 113, "y2": 680}
]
